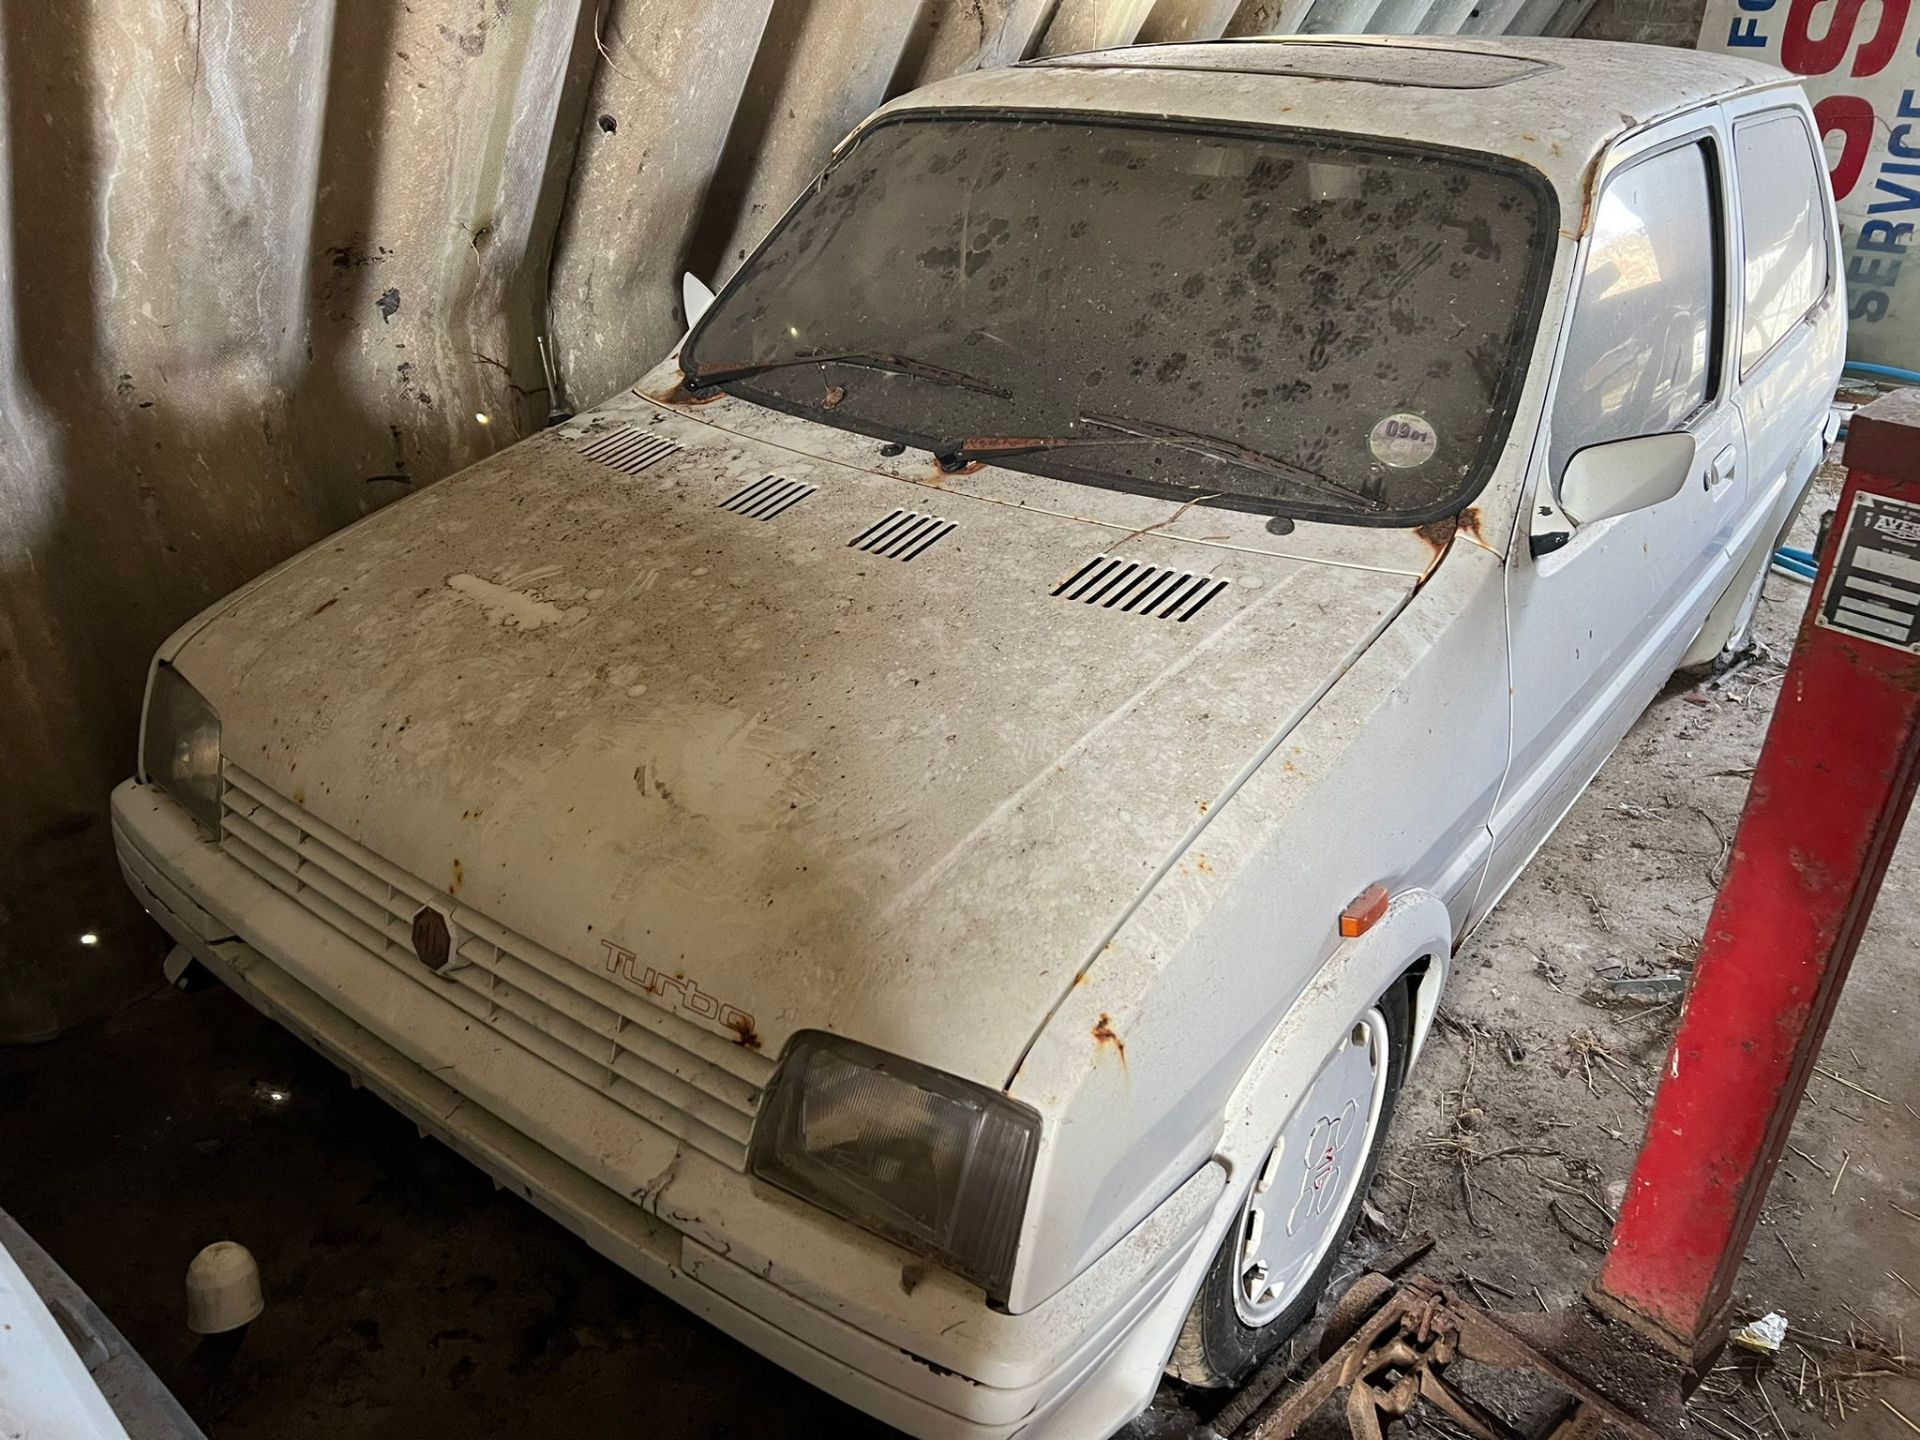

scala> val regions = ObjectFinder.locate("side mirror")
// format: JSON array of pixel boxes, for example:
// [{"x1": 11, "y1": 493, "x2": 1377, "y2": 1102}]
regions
[
  {"x1": 1558, "y1": 431, "x2": 1696, "y2": 527},
  {"x1": 682, "y1": 272, "x2": 716, "y2": 329}
]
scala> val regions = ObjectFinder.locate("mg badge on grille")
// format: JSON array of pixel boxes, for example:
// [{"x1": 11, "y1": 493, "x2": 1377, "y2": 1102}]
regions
[{"x1": 411, "y1": 906, "x2": 454, "y2": 974}]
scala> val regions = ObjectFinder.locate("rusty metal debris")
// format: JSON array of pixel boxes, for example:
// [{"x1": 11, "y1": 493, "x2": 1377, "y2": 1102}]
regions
[{"x1": 1230, "y1": 1272, "x2": 1691, "y2": 1440}]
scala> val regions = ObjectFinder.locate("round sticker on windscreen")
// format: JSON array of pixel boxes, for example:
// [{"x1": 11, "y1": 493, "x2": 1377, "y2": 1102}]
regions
[{"x1": 1369, "y1": 413, "x2": 1438, "y2": 469}]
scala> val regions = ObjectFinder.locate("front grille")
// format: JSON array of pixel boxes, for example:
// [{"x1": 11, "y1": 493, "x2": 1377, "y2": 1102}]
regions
[{"x1": 218, "y1": 764, "x2": 768, "y2": 1170}]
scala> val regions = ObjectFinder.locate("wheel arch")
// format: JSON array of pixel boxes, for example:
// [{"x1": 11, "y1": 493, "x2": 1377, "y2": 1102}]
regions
[
  {"x1": 1162, "y1": 887, "x2": 1450, "y2": 1387},
  {"x1": 1212, "y1": 886, "x2": 1452, "y2": 1187}
]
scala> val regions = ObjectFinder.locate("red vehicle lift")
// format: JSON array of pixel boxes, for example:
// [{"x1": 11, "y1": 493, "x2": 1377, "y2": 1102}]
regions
[{"x1": 1225, "y1": 389, "x2": 1920, "y2": 1439}]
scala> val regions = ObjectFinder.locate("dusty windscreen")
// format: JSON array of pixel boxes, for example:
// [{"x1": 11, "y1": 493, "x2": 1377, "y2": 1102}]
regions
[{"x1": 683, "y1": 112, "x2": 1555, "y2": 524}]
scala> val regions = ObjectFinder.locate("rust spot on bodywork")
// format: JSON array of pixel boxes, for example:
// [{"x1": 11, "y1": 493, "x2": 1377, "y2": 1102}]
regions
[
  {"x1": 1569, "y1": 145, "x2": 1606, "y2": 238},
  {"x1": 1416, "y1": 506, "x2": 1496, "y2": 565},
  {"x1": 725, "y1": 1011, "x2": 762, "y2": 1051},
  {"x1": 644, "y1": 371, "x2": 725, "y2": 407},
  {"x1": 310, "y1": 595, "x2": 338, "y2": 617},
  {"x1": 1092, "y1": 1013, "x2": 1126, "y2": 1063},
  {"x1": 1415, "y1": 517, "x2": 1458, "y2": 556},
  {"x1": 450, "y1": 858, "x2": 464, "y2": 895}
]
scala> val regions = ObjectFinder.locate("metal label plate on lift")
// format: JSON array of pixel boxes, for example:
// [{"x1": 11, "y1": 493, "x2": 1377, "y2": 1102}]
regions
[{"x1": 1815, "y1": 491, "x2": 1920, "y2": 654}]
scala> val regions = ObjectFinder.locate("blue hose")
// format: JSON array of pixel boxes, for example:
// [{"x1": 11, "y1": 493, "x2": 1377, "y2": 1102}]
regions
[
  {"x1": 1773, "y1": 552, "x2": 1817, "y2": 580},
  {"x1": 1777, "y1": 545, "x2": 1816, "y2": 565},
  {"x1": 1843, "y1": 360, "x2": 1920, "y2": 386}
]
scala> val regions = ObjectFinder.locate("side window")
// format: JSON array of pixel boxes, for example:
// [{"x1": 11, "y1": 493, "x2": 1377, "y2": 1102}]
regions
[
  {"x1": 1550, "y1": 141, "x2": 1719, "y2": 483},
  {"x1": 1734, "y1": 112, "x2": 1830, "y2": 374}
]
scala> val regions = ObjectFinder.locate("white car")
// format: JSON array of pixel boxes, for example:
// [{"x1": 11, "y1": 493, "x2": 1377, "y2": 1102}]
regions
[{"x1": 113, "y1": 36, "x2": 1842, "y2": 1440}]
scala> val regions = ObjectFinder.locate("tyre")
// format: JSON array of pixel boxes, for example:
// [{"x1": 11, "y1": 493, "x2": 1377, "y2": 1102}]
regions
[{"x1": 1168, "y1": 978, "x2": 1412, "y2": 1388}]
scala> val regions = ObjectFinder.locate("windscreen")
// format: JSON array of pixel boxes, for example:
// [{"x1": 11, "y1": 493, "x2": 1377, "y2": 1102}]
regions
[{"x1": 683, "y1": 112, "x2": 1555, "y2": 524}]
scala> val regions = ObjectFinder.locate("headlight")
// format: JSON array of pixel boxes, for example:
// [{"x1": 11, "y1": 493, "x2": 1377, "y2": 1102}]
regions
[
  {"x1": 141, "y1": 664, "x2": 222, "y2": 834},
  {"x1": 749, "y1": 1032, "x2": 1039, "y2": 1301}
]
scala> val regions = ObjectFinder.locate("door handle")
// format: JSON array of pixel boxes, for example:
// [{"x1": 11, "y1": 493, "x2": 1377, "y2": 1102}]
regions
[{"x1": 1706, "y1": 445, "x2": 1737, "y2": 491}]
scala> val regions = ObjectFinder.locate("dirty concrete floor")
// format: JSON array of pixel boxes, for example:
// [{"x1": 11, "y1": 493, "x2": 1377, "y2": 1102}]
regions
[{"x1": 1, "y1": 467, "x2": 1915, "y2": 1439}]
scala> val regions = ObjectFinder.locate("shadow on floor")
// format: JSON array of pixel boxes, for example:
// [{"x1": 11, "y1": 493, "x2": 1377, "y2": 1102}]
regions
[{"x1": 0, "y1": 982, "x2": 896, "y2": 1439}]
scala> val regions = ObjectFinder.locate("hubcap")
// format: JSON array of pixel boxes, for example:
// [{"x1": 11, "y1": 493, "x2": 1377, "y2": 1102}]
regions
[{"x1": 1232, "y1": 1007, "x2": 1390, "y2": 1327}]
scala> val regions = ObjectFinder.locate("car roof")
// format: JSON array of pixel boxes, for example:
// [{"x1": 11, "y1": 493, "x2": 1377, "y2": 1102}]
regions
[{"x1": 873, "y1": 36, "x2": 1796, "y2": 225}]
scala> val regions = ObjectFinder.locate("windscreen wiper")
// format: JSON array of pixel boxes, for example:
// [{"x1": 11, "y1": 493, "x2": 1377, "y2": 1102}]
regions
[
  {"x1": 939, "y1": 412, "x2": 1382, "y2": 513},
  {"x1": 685, "y1": 350, "x2": 1012, "y2": 399}
]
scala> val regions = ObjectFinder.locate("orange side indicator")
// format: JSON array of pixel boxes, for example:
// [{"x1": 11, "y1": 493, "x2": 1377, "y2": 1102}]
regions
[{"x1": 1339, "y1": 883, "x2": 1391, "y2": 938}]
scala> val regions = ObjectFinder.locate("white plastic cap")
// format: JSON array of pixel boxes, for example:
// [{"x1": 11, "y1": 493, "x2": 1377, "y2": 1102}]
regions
[{"x1": 185, "y1": 1241, "x2": 263, "y2": 1334}]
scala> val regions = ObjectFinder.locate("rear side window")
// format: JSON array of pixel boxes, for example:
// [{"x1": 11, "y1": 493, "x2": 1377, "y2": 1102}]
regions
[
  {"x1": 1550, "y1": 141, "x2": 1719, "y2": 481},
  {"x1": 1734, "y1": 112, "x2": 1829, "y2": 374}
]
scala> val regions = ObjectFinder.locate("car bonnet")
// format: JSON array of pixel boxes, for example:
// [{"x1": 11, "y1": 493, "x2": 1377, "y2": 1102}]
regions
[{"x1": 172, "y1": 397, "x2": 1421, "y2": 1086}]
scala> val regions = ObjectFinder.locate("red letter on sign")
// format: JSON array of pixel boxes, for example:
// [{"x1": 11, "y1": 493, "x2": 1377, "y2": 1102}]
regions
[
  {"x1": 1784, "y1": 0, "x2": 1910, "y2": 77},
  {"x1": 1817, "y1": 94, "x2": 1877, "y2": 199}
]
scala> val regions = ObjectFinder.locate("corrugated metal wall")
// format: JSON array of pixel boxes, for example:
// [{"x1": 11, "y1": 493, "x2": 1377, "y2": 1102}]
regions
[{"x1": 0, "y1": 0, "x2": 1688, "y2": 1039}]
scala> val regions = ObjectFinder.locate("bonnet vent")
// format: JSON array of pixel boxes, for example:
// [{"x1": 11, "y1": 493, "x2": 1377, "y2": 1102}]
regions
[
  {"x1": 719, "y1": 474, "x2": 816, "y2": 521},
  {"x1": 1053, "y1": 555, "x2": 1230, "y2": 623},
  {"x1": 848, "y1": 510, "x2": 956, "y2": 561},
  {"x1": 578, "y1": 426, "x2": 682, "y2": 475}
]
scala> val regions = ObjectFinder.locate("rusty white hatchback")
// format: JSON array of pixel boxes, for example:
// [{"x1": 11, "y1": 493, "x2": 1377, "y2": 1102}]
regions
[{"x1": 115, "y1": 36, "x2": 1840, "y2": 1440}]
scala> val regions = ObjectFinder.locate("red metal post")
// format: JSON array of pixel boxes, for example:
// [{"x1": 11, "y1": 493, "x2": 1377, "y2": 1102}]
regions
[{"x1": 1596, "y1": 389, "x2": 1920, "y2": 1357}]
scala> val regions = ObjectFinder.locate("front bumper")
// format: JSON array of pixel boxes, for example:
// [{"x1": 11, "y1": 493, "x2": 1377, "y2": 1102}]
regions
[{"x1": 112, "y1": 780, "x2": 1225, "y2": 1439}]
